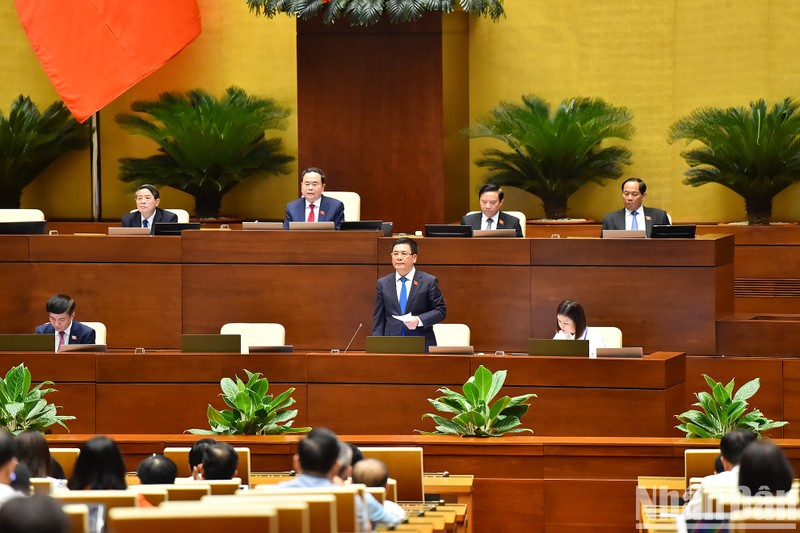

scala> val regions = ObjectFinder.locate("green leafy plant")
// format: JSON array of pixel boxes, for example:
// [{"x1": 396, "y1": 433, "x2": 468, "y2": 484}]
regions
[
  {"x1": 676, "y1": 374, "x2": 787, "y2": 438},
  {"x1": 419, "y1": 365, "x2": 535, "y2": 437},
  {"x1": 246, "y1": 0, "x2": 505, "y2": 26},
  {"x1": 467, "y1": 95, "x2": 635, "y2": 219},
  {"x1": 115, "y1": 86, "x2": 295, "y2": 218},
  {"x1": 667, "y1": 98, "x2": 800, "y2": 225},
  {"x1": 187, "y1": 369, "x2": 311, "y2": 435},
  {"x1": 0, "y1": 364, "x2": 75, "y2": 434},
  {"x1": 0, "y1": 95, "x2": 91, "y2": 208}
]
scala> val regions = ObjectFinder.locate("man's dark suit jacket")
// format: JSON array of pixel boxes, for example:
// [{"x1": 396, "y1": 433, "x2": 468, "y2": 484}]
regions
[
  {"x1": 461, "y1": 211, "x2": 523, "y2": 237},
  {"x1": 283, "y1": 196, "x2": 345, "y2": 229},
  {"x1": 121, "y1": 208, "x2": 178, "y2": 235},
  {"x1": 601, "y1": 207, "x2": 670, "y2": 237},
  {"x1": 372, "y1": 270, "x2": 446, "y2": 351},
  {"x1": 35, "y1": 321, "x2": 96, "y2": 346}
]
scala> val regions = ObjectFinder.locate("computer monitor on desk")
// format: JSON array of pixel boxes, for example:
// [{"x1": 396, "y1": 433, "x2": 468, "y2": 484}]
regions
[
  {"x1": 153, "y1": 222, "x2": 201, "y2": 235},
  {"x1": 650, "y1": 224, "x2": 696, "y2": 238},
  {"x1": 424, "y1": 224, "x2": 473, "y2": 238},
  {"x1": 0, "y1": 221, "x2": 46, "y2": 234}
]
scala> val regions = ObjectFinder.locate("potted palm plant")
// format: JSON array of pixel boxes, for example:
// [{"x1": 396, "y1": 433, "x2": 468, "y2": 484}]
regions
[
  {"x1": 0, "y1": 95, "x2": 91, "y2": 209},
  {"x1": 667, "y1": 98, "x2": 800, "y2": 225},
  {"x1": 466, "y1": 95, "x2": 635, "y2": 219},
  {"x1": 115, "y1": 86, "x2": 295, "y2": 218}
]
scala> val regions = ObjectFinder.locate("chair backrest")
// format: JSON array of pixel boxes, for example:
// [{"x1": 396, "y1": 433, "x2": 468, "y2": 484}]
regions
[
  {"x1": 107, "y1": 506, "x2": 278, "y2": 533},
  {"x1": 198, "y1": 494, "x2": 335, "y2": 533},
  {"x1": 0, "y1": 208, "x2": 45, "y2": 222},
  {"x1": 81, "y1": 321, "x2": 107, "y2": 345},
  {"x1": 126, "y1": 486, "x2": 168, "y2": 506},
  {"x1": 253, "y1": 484, "x2": 360, "y2": 532},
  {"x1": 466, "y1": 210, "x2": 527, "y2": 237},
  {"x1": 324, "y1": 191, "x2": 361, "y2": 222},
  {"x1": 163, "y1": 498, "x2": 314, "y2": 533},
  {"x1": 432, "y1": 323, "x2": 471, "y2": 346},
  {"x1": 50, "y1": 448, "x2": 80, "y2": 479},
  {"x1": 52, "y1": 490, "x2": 138, "y2": 523},
  {"x1": 219, "y1": 323, "x2": 286, "y2": 354},
  {"x1": 165, "y1": 208, "x2": 190, "y2": 223},
  {"x1": 359, "y1": 446, "x2": 424, "y2": 501},
  {"x1": 30, "y1": 477, "x2": 55, "y2": 495},
  {"x1": 62, "y1": 504, "x2": 90, "y2": 533},
  {"x1": 685, "y1": 448, "x2": 720, "y2": 484},
  {"x1": 592, "y1": 326, "x2": 622, "y2": 348}
]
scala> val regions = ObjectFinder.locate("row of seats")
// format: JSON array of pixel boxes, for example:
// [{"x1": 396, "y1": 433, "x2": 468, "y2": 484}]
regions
[{"x1": 0, "y1": 208, "x2": 190, "y2": 223}]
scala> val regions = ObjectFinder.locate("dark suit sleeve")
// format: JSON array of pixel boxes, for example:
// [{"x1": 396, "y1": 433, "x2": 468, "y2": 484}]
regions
[
  {"x1": 283, "y1": 202, "x2": 295, "y2": 230},
  {"x1": 162, "y1": 209, "x2": 179, "y2": 223},
  {"x1": 121, "y1": 212, "x2": 135, "y2": 227},
  {"x1": 81, "y1": 325, "x2": 96, "y2": 344},
  {"x1": 509, "y1": 216, "x2": 523, "y2": 238},
  {"x1": 331, "y1": 200, "x2": 345, "y2": 230},
  {"x1": 372, "y1": 279, "x2": 386, "y2": 336},
  {"x1": 34, "y1": 324, "x2": 47, "y2": 334},
  {"x1": 417, "y1": 276, "x2": 446, "y2": 328}
]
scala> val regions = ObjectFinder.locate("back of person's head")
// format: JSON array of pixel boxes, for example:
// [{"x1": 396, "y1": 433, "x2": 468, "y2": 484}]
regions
[
  {"x1": 297, "y1": 428, "x2": 340, "y2": 476},
  {"x1": 68, "y1": 436, "x2": 126, "y2": 490},
  {"x1": 352, "y1": 458, "x2": 390, "y2": 489},
  {"x1": 350, "y1": 443, "x2": 364, "y2": 467},
  {"x1": 45, "y1": 294, "x2": 76, "y2": 315},
  {"x1": 137, "y1": 454, "x2": 178, "y2": 484},
  {"x1": 478, "y1": 182, "x2": 504, "y2": 202},
  {"x1": 720, "y1": 429, "x2": 757, "y2": 466},
  {"x1": 12, "y1": 462, "x2": 31, "y2": 495},
  {"x1": 556, "y1": 299, "x2": 587, "y2": 338},
  {"x1": 16, "y1": 430, "x2": 52, "y2": 478},
  {"x1": 201, "y1": 442, "x2": 238, "y2": 480},
  {"x1": 337, "y1": 441, "x2": 353, "y2": 479},
  {"x1": 738, "y1": 440, "x2": 795, "y2": 496},
  {"x1": 0, "y1": 494, "x2": 69, "y2": 533},
  {"x1": 189, "y1": 438, "x2": 217, "y2": 470},
  {"x1": 0, "y1": 429, "x2": 17, "y2": 484}
]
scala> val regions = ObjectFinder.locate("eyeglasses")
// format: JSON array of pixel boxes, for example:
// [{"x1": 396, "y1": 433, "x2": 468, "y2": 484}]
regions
[{"x1": 391, "y1": 251, "x2": 413, "y2": 258}]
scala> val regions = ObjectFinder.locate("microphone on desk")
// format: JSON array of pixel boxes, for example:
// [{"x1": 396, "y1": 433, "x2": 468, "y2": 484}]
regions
[{"x1": 340, "y1": 323, "x2": 363, "y2": 354}]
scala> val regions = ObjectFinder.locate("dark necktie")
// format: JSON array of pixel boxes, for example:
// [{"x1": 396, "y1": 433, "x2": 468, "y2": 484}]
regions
[
  {"x1": 486, "y1": 218, "x2": 494, "y2": 230},
  {"x1": 143, "y1": 219, "x2": 149, "y2": 228},
  {"x1": 57, "y1": 331, "x2": 66, "y2": 352}
]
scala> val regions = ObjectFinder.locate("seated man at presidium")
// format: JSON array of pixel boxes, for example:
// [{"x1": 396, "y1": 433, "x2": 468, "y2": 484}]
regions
[
  {"x1": 34, "y1": 294, "x2": 95, "y2": 350},
  {"x1": 553, "y1": 299, "x2": 605, "y2": 358},
  {"x1": 601, "y1": 178, "x2": 670, "y2": 237},
  {"x1": 283, "y1": 167, "x2": 345, "y2": 229},
  {"x1": 372, "y1": 237, "x2": 446, "y2": 351},
  {"x1": 461, "y1": 183, "x2": 523, "y2": 237},
  {"x1": 120, "y1": 184, "x2": 178, "y2": 232}
]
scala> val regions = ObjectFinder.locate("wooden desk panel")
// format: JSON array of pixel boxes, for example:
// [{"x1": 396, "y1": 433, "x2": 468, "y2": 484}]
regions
[
  {"x1": 545, "y1": 479, "x2": 633, "y2": 532},
  {"x1": 0, "y1": 263, "x2": 31, "y2": 333},
  {"x1": 29, "y1": 263, "x2": 182, "y2": 348},
  {"x1": 0, "y1": 353, "x2": 96, "y2": 382},
  {"x1": 0, "y1": 236, "x2": 29, "y2": 262},
  {"x1": 49, "y1": 383, "x2": 96, "y2": 434},
  {"x1": 29, "y1": 235, "x2": 181, "y2": 263},
  {"x1": 181, "y1": 230, "x2": 378, "y2": 264},
  {"x1": 307, "y1": 353, "x2": 470, "y2": 384},
  {"x1": 183, "y1": 265, "x2": 376, "y2": 351},
  {"x1": 780, "y1": 360, "x2": 800, "y2": 439},
  {"x1": 377, "y1": 236, "x2": 532, "y2": 265},
  {"x1": 716, "y1": 314, "x2": 800, "y2": 357}
]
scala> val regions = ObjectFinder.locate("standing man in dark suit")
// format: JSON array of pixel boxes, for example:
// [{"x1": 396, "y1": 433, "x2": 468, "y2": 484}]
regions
[
  {"x1": 601, "y1": 178, "x2": 670, "y2": 237},
  {"x1": 121, "y1": 184, "x2": 178, "y2": 234},
  {"x1": 461, "y1": 183, "x2": 523, "y2": 237},
  {"x1": 372, "y1": 237, "x2": 446, "y2": 351},
  {"x1": 283, "y1": 167, "x2": 345, "y2": 229},
  {"x1": 34, "y1": 294, "x2": 95, "y2": 351}
]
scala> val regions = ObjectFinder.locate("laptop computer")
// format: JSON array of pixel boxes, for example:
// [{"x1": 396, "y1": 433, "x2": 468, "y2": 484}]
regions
[
  {"x1": 602, "y1": 229, "x2": 646, "y2": 239},
  {"x1": 595, "y1": 347, "x2": 644, "y2": 358},
  {"x1": 181, "y1": 334, "x2": 242, "y2": 353},
  {"x1": 473, "y1": 229, "x2": 516, "y2": 238},
  {"x1": 0, "y1": 334, "x2": 54, "y2": 351},
  {"x1": 248, "y1": 345, "x2": 294, "y2": 353},
  {"x1": 365, "y1": 336, "x2": 426, "y2": 354},
  {"x1": 428, "y1": 345, "x2": 475, "y2": 355},
  {"x1": 288, "y1": 221, "x2": 335, "y2": 230},
  {"x1": 528, "y1": 338, "x2": 589, "y2": 357},
  {"x1": 242, "y1": 222, "x2": 283, "y2": 230},
  {"x1": 341, "y1": 221, "x2": 383, "y2": 231},
  {"x1": 108, "y1": 227, "x2": 150, "y2": 236},
  {"x1": 153, "y1": 222, "x2": 201, "y2": 236},
  {"x1": 651, "y1": 224, "x2": 697, "y2": 239},
  {"x1": 59, "y1": 344, "x2": 107, "y2": 352},
  {"x1": 0, "y1": 221, "x2": 47, "y2": 235}
]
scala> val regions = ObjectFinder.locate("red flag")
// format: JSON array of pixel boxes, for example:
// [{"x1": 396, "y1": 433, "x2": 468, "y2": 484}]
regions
[{"x1": 15, "y1": 0, "x2": 201, "y2": 123}]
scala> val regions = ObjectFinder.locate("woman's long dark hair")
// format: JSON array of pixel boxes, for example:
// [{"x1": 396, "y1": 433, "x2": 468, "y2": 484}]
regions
[
  {"x1": 16, "y1": 431, "x2": 52, "y2": 478},
  {"x1": 67, "y1": 436, "x2": 127, "y2": 490},
  {"x1": 556, "y1": 299, "x2": 587, "y2": 339}
]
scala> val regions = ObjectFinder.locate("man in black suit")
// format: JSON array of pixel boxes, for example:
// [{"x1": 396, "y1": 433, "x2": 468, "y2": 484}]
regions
[
  {"x1": 121, "y1": 184, "x2": 178, "y2": 233},
  {"x1": 283, "y1": 167, "x2": 345, "y2": 229},
  {"x1": 461, "y1": 183, "x2": 523, "y2": 237},
  {"x1": 601, "y1": 178, "x2": 670, "y2": 237},
  {"x1": 372, "y1": 237, "x2": 446, "y2": 351},
  {"x1": 34, "y1": 294, "x2": 95, "y2": 351}
]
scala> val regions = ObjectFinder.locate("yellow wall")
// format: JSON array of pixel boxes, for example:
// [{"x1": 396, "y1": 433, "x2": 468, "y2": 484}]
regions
[{"x1": 467, "y1": 0, "x2": 800, "y2": 222}]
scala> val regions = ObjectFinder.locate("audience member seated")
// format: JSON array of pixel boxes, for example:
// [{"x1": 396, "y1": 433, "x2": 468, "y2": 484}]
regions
[
  {"x1": 16, "y1": 430, "x2": 65, "y2": 481},
  {"x1": 461, "y1": 183, "x2": 523, "y2": 237},
  {"x1": 137, "y1": 454, "x2": 178, "y2": 485},
  {"x1": 188, "y1": 438, "x2": 216, "y2": 480},
  {"x1": 684, "y1": 429, "x2": 757, "y2": 516},
  {"x1": 0, "y1": 493, "x2": 70, "y2": 533},
  {"x1": 738, "y1": 440, "x2": 795, "y2": 496},
  {"x1": 0, "y1": 430, "x2": 21, "y2": 508},
  {"x1": 601, "y1": 177, "x2": 670, "y2": 237},
  {"x1": 553, "y1": 299, "x2": 606, "y2": 358},
  {"x1": 11, "y1": 463, "x2": 31, "y2": 496},
  {"x1": 353, "y1": 458, "x2": 407, "y2": 523},
  {"x1": 199, "y1": 442, "x2": 238, "y2": 481},
  {"x1": 121, "y1": 183, "x2": 178, "y2": 232},
  {"x1": 67, "y1": 436, "x2": 127, "y2": 491},
  {"x1": 34, "y1": 294, "x2": 95, "y2": 350},
  {"x1": 277, "y1": 428, "x2": 341, "y2": 489},
  {"x1": 283, "y1": 167, "x2": 345, "y2": 229}
]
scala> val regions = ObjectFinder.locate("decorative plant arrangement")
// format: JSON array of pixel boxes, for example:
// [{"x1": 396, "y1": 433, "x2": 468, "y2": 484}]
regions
[
  {"x1": 115, "y1": 86, "x2": 295, "y2": 218},
  {"x1": 667, "y1": 97, "x2": 800, "y2": 225},
  {"x1": 676, "y1": 374, "x2": 787, "y2": 438},
  {"x1": 187, "y1": 369, "x2": 311, "y2": 435},
  {"x1": 0, "y1": 95, "x2": 91, "y2": 209},
  {"x1": 0, "y1": 364, "x2": 75, "y2": 434},
  {"x1": 419, "y1": 365, "x2": 535, "y2": 437},
  {"x1": 246, "y1": 0, "x2": 505, "y2": 26},
  {"x1": 467, "y1": 95, "x2": 634, "y2": 219}
]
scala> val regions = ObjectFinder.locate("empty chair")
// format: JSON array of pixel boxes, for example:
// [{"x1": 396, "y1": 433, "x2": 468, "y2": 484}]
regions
[
  {"x1": 165, "y1": 208, "x2": 190, "y2": 223},
  {"x1": 359, "y1": 447, "x2": 424, "y2": 501},
  {"x1": 107, "y1": 506, "x2": 278, "y2": 533},
  {"x1": 324, "y1": 191, "x2": 361, "y2": 222},
  {"x1": 81, "y1": 322, "x2": 107, "y2": 345},
  {"x1": 592, "y1": 326, "x2": 622, "y2": 348},
  {"x1": 465, "y1": 210, "x2": 526, "y2": 236},
  {"x1": 50, "y1": 448, "x2": 80, "y2": 479},
  {"x1": 0, "y1": 208, "x2": 45, "y2": 222},
  {"x1": 432, "y1": 324, "x2": 471, "y2": 346},
  {"x1": 220, "y1": 323, "x2": 286, "y2": 354}
]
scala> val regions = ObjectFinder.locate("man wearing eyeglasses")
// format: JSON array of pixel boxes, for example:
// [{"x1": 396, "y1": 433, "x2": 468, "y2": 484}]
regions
[{"x1": 372, "y1": 237, "x2": 446, "y2": 351}]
